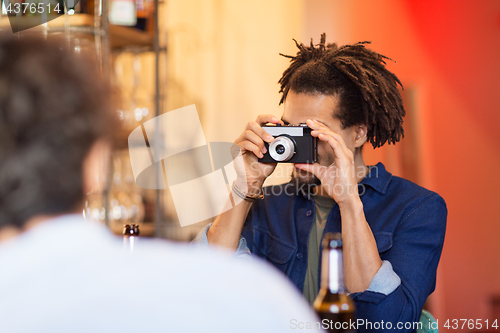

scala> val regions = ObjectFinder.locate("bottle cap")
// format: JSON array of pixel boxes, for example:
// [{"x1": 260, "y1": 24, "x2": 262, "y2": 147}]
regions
[
  {"x1": 322, "y1": 232, "x2": 342, "y2": 249},
  {"x1": 123, "y1": 224, "x2": 131, "y2": 236},
  {"x1": 123, "y1": 224, "x2": 140, "y2": 236},
  {"x1": 132, "y1": 224, "x2": 140, "y2": 236}
]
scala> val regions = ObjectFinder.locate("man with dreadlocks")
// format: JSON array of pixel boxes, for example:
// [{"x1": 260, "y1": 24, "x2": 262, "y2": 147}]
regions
[{"x1": 195, "y1": 34, "x2": 447, "y2": 331}]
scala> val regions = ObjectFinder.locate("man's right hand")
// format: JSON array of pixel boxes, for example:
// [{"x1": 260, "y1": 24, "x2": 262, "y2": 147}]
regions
[
  {"x1": 233, "y1": 114, "x2": 283, "y2": 194},
  {"x1": 207, "y1": 115, "x2": 283, "y2": 250}
]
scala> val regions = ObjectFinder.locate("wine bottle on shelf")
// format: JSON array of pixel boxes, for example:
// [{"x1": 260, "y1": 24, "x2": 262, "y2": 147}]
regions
[
  {"x1": 313, "y1": 233, "x2": 356, "y2": 333},
  {"x1": 133, "y1": 0, "x2": 153, "y2": 33},
  {"x1": 134, "y1": 0, "x2": 145, "y2": 30}
]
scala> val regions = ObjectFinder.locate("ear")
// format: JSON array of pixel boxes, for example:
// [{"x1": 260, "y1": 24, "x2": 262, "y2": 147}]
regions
[
  {"x1": 353, "y1": 124, "x2": 367, "y2": 148},
  {"x1": 82, "y1": 140, "x2": 111, "y2": 195}
]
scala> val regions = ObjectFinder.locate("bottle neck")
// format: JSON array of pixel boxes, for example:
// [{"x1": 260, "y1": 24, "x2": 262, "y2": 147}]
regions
[{"x1": 321, "y1": 247, "x2": 346, "y2": 294}]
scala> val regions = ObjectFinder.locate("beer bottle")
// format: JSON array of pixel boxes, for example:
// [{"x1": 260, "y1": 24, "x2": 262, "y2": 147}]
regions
[
  {"x1": 123, "y1": 224, "x2": 140, "y2": 252},
  {"x1": 313, "y1": 233, "x2": 356, "y2": 332}
]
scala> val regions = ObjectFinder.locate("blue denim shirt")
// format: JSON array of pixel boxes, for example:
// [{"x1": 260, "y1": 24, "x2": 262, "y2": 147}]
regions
[{"x1": 195, "y1": 163, "x2": 447, "y2": 332}]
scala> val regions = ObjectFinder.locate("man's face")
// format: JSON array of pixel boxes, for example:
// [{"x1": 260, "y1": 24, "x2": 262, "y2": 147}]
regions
[{"x1": 282, "y1": 90, "x2": 357, "y2": 187}]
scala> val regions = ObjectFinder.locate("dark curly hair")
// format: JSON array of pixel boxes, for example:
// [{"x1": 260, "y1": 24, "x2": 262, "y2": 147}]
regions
[
  {"x1": 0, "y1": 34, "x2": 116, "y2": 228},
  {"x1": 278, "y1": 33, "x2": 405, "y2": 148}
]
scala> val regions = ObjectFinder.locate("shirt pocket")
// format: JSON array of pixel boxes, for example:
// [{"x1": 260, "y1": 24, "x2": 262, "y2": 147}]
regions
[
  {"x1": 253, "y1": 226, "x2": 296, "y2": 274},
  {"x1": 373, "y1": 231, "x2": 393, "y2": 254}
]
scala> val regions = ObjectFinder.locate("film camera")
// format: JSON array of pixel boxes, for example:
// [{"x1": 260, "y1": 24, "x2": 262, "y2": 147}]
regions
[{"x1": 258, "y1": 124, "x2": 317, "y2": 163}]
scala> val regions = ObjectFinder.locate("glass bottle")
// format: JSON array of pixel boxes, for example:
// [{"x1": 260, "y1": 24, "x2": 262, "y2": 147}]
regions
[
  {"x1": 123, "y1": 224, "x2": 139, "y2": 252},
  {"x1": 314, "y1": 233, "x2": 356, "y2": 332}
]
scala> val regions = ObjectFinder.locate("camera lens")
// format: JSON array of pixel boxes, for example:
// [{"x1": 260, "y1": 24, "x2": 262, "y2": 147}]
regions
[{"x1": 269, "y1": 136, "x2": 295, "y2": 162}]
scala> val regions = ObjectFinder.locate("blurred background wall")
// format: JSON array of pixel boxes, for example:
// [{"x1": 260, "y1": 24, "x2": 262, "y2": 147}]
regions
[{"x1": 165, "y1": 0, "x2": 500, "y2": 330}]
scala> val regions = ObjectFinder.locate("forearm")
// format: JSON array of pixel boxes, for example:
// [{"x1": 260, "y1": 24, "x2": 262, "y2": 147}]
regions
[
  {"x1": 339, "y1": 196, "x2": 382, "y2": 293},
  {"x1": 207, "y1": 194, "x2": 253, "y2": 250},
  {"x1": 207, "y1": 179, "x2": 263, "y2": 251}
]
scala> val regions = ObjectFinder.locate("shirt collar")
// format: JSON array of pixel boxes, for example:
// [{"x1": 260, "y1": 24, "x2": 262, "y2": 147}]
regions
[{"x1": 359, "y1": 162, "x2": 392, "y2": 194}]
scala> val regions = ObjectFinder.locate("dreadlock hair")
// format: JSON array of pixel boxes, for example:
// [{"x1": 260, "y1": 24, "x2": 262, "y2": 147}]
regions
[{"x1": 278, "y1": 33, "x2": 405, "y2": 148}]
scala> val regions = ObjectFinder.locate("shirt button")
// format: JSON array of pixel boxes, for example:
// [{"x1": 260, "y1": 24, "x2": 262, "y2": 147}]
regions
[
  {"x1": 306, "y1": 210, "x2": 312, "y2": 217},
  {"x1": 296, "y1": 253, "x2": 303, "y2": 259}
]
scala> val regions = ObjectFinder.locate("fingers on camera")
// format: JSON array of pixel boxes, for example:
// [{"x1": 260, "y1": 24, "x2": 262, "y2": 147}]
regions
[
  {"x1": 243, "y1": 130, "x2": 267, "y2": 154},
  {"x1": 246, "y1": 121, "x2": 274, "y2": 143},
  {"x1": 316, "y1": 132, "x2": 353, "y2": 161},
  {"x1": 256, "y1": 114, "x2": 282, "y2": 126},
  {"x1": 240, "y1": 140, "x2": 264, "y2": 158}
]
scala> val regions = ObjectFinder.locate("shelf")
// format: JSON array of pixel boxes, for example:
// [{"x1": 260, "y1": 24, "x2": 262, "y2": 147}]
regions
[
  {"x1": 109, "y1": 22, "x2": 153, "y2": 49},
  {"x1": 0, "y1": 14, "x2": 153, "y2": 49}
]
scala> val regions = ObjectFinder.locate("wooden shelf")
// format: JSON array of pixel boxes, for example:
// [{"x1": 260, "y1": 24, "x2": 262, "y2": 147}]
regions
[
  {"x1": 109, "y1": 24, "x2": 153, "y2": 49},
  {"x1": 0, "y1": 14, "x2": 153, "y2": 49}
]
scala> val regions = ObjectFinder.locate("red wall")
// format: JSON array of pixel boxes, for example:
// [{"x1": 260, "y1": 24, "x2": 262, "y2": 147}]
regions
[{"x1": 304, "y1": 0, "x2": 500, "y2": 330}]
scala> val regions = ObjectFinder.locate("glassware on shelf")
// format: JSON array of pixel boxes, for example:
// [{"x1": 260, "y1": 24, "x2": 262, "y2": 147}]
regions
[
  {"x1": 113, "y1": 55, "x2": 135, "y2": 131},
  {"x1": 122, "y1": 153, "x2": 145, "y2": 224},
  {"x1": 113, "y1": 52, "x2": 154, "y2": 133},
  {"x1": 108, "y1": 52, "x2": 154, "y2": 234},
  {"x1": 84, "y1": 192, "x2": 106, "y2": 222},
  {"x1": 108, "y1": 151, "x2": 145, "y2": 228},
  {"x1": 131, "y1": 54, "x2": 153, "y2": 123},
  {"x1": 108, "y1": 155, "x2": 129, "y2": 223},
  {"x1": 83, "y1": 141, "x2": 109, "y2": 224}
]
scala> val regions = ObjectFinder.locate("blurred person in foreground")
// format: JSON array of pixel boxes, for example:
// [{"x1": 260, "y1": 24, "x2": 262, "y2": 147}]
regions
[
  {"x1": 0, "y1": 34, "x2": 322, "y2": 333},
  {"x1": 196, "y1": 34, "x2": 447, "y2": 332}
]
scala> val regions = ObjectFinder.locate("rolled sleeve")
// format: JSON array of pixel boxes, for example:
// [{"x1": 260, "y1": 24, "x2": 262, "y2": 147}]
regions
[
  {"x1": 191, "y1": 223, "x2": 212, "y2": 248},
  {"x1": 191, "y1": 223, "x2": 253, "y2": 261},
  {"x1": 367, "y1": 260, "x2": 401, "y2": 295},
  {"x1": 349, "y1": 260, "x2": 401, "y2": 304}
]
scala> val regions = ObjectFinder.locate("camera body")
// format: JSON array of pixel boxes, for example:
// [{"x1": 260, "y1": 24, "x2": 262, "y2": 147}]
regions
[{"x1": 258, "y1": 124, "x2": 317, "y2": 163}]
